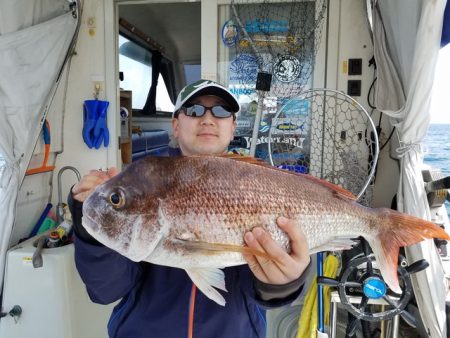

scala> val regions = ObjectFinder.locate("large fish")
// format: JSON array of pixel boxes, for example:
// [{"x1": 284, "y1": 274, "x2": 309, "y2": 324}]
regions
[{"x1": 82, "y1": 155, "x2": 450, "y2": 306}]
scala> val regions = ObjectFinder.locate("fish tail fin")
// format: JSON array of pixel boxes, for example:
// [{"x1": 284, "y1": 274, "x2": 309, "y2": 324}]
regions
[{"x1": 368, "y1": 208, "x2": 450, "y2": 293}]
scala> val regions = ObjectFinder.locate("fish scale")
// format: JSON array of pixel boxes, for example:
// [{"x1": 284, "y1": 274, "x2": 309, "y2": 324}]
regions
[
  {"x1": 82, "y1": 155, "x2": 450, "y2": 306},
  {"x1": 168, "y1": 167, "x2": 361, "y2": 252}
]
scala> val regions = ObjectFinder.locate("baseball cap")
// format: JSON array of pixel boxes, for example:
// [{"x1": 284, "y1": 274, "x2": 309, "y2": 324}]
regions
[{"x1": 173, "y1": 79, "x2": 240, "y2": 117}]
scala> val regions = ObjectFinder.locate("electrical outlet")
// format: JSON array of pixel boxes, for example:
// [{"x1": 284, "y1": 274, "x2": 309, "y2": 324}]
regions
[
  {"x1": 348, "y1": 58, "x2": 363, "y2": 75},
  {"x1": 347, "y1": 80, "x2": 361, "y2": 97}
]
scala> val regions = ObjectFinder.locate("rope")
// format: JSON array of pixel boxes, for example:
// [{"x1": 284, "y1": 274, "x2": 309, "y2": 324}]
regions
[
  {"x1": 188, "y1": 284, "x2": 197, "y2": 338},
  {"x1": 297, "y1": 254, "x2": 339, "y2": 338}
]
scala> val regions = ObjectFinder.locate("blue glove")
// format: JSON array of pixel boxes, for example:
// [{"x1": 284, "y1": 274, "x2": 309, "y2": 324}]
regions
[
  {"x1": 93, "y1": 100, "x2": 110, "y2": 149},
  {"x1": 83, "y1": 100, "x2": 110, "y2": 149},
  {"x1": 83, "y1": 100, "x2": 99, "y2": 149}
]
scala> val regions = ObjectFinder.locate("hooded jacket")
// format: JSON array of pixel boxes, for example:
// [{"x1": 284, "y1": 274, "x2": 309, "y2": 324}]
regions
[{"x1": 68, "y1": 152, "x2": 311, "y2": 338}]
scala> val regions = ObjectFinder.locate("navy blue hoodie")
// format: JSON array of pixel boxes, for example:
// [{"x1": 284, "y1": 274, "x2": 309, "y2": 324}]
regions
[
  {"x1": 74, "y1": 236, "x2": 302, "y2": 338},
  {"x1": 69, "y1": 152, "x2": 310, "y2": 338}
]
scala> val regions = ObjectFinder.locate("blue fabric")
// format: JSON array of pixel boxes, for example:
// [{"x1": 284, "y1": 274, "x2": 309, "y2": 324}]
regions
[
  {"x1": 72, "y1": 147, "x2": 303, "y2": 337},
  {"x1": 83, "y1": 100, "x2": 110, "y2": 149},
  {"x1": 74, "y1": 237, "x2": 298, "y2": 338},
  {"x1": 93, "y1": 100, "x2": 110, "y2": 148},
  {"x1": 442, "y1": 0, "x2": 450, "y2": 47},
  {"x1": 131, "y1": 130, "x2": 171, "y2": 161},
  {"x1": 43, "y1": 120, "x2": 51, "y2": 144},
  {"x1": 168, "y1": 147, "x2": 182, "y2": 156},
  {"x1": 82, "y1": 100, "x2": 98, "y2": 148}
]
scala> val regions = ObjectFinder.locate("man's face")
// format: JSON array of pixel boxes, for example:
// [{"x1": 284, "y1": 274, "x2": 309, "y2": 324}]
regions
[{"x1": 172, "y1": 95, "x2": 237, "y2": 156}]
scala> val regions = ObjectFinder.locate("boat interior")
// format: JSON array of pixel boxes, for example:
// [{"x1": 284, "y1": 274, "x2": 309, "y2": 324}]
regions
[{"x1": 0, "y1": 0, "x2": 449, "y2": 337}]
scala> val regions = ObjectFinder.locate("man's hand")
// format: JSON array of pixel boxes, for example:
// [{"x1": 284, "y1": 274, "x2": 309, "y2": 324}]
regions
[
  {"x1": 243, "y1": 216, "x2": 310, "y2": 284},
  {"x1": 72, "y1": 167, "x2": 119, "y2": 202}
]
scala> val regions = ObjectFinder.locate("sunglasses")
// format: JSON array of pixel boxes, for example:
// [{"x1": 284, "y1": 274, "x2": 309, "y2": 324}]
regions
[{"x1": 177, "y1": 104, "x2": 235, "y2": 119}]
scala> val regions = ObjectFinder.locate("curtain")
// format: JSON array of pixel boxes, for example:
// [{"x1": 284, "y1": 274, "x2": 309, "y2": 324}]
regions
[
  {"x1": 0, "y1": 4, "x2": 78, "y2": 295},
  {"x1": 373, "y1": 1, "x2": 448, "y2": 336},
  {"x1": 143, "y1": 51, "x2": 163, "y2": 115},
  {"x1": 160, "y1": 60, "x2": 177, "y2": 104}
]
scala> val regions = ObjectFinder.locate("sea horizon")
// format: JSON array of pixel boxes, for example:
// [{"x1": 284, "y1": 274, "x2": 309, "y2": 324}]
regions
[{"x1": 423, "y1": 123, "x2": 450, "y2": 218}]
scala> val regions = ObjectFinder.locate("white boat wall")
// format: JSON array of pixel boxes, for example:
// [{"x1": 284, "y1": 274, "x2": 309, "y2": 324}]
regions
[
  {"x1": 0, "y1": 1, "x2": 449, "y2": 337},
  {"x1": 372, "y1": 2, "x2": 448, "y2": 337}
]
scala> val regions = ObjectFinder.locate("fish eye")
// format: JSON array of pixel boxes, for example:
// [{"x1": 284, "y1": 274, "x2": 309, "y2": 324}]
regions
[{"x1": 109, "y1": 189, "x2": 125, "y2": 208}]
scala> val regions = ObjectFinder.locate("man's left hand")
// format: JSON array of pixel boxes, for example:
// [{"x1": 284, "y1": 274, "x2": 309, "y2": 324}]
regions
[{"x1": 243, "y1": 216, "x2": 310, "y2": 284}]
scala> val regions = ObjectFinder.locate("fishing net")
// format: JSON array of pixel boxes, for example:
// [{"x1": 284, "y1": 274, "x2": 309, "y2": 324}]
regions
[
  {"x1": 267, "y1": 89, "x2": 379, "y2": 206},
  {"x1": 230, "y1": 0, "x2": 327, "y2": 98},
  {"x1": 227, "y1": 1, "x2": 378, "y2": 204}
]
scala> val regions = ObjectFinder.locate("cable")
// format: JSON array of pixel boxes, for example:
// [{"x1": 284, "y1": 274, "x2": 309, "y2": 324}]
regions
[
  {"x1": 380, "y1": 126, "x2": 396, "y2": 151},
  {"x1": 367, "y1": 55, "x2": 377, "y2": 110},
  {"x1": 188, "y1": 284, "x2": 197, "y2": 338},
  {"x1": 367, "y1": 76, "x2": 377, "y2": 110},
  {"x1": 365, "y1": 56, "x2": 396, "y2": 154}
]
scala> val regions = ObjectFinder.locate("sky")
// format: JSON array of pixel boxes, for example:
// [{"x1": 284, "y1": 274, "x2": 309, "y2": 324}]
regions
[{"x1": 430, "y1": 44, "x2": 450, "y2": 124}]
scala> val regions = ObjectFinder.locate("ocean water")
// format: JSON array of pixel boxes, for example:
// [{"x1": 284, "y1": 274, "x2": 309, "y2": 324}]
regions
[{"x1": 422, "y1": 123, "x2": 450, "y2": 218}]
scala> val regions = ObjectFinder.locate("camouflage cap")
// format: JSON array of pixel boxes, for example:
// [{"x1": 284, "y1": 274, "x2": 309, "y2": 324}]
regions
[{"x1": 173, "y1": 79, "x2": 240, "y2": 117}]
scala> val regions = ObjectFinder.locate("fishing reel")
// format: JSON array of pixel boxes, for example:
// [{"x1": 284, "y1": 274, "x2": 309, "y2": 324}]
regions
[{"x1": 318, "y1": 241, "x2": 429, "y2": 337}]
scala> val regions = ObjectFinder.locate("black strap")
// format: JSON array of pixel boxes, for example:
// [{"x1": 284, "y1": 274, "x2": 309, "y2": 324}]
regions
[
  {"x1": 67, "y1": 186, "x2": 102, "y2": 245},
  {"x1": 142, "y1": 51, "x2": 162, "y2": 115}
]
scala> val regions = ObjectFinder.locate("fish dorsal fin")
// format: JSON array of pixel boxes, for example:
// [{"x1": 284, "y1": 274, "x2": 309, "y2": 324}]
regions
[
  {"x1": 212, "y1": 154, "x2": 358, "y2": 201},
  {"x1": 301, "y1": 174, "x2": 358, "y2": 201},
  {"x1": 214, "y1": 154, "x2": 270, "y2": 166},
  {"x1": 188, "y1": 154, "x2": 269, "y2": 167}
]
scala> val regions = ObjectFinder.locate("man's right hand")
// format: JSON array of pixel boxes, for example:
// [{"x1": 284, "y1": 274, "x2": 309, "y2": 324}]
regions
[{"x1": 72, "y1": 167, "x2": 119, "y2": 202}]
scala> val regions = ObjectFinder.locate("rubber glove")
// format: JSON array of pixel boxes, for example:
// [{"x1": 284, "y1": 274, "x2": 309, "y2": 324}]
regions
[
  {"x1": 83, "y1": 100, "x2": 99, "y2": 148},
  {"x1": 93, "y1": 100, "x2": 110, "y2": 149}
]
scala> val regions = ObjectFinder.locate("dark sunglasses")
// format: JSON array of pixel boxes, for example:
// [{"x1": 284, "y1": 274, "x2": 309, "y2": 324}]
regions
[{"x1": 176, "y1": 104, "x2": 235, "y2": 119}]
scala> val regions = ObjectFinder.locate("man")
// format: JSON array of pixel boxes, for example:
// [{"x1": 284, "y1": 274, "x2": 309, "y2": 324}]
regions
[{"x1": 69, "y1": 79, "x2": 311, "y2": 338}]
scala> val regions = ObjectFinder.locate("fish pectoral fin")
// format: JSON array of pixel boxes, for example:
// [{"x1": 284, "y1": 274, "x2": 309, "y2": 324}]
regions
[
  {"x1": 173, "y1": 238, "x2": 273, "y2": 260},
  {"x1": 309, "y1": 238, "x2": 359, "y2": 254},
  {"x1": 186, "y1": 268, "x2": 227, "y2": 306}
]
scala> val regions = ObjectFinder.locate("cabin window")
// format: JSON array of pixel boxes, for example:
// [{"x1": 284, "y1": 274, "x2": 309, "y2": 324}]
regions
[{"x1": 119, "y1": 35, "x2": 174, "y2": 113}]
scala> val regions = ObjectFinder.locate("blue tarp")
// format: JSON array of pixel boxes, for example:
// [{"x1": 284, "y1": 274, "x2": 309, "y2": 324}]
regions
[{"x1": 442, "y1": 0, "x2": 450, "y2": 46}]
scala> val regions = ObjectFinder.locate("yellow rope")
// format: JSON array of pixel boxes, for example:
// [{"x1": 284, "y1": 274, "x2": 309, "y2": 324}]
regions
[{"x1": 297, "y1": 254, "x2": 340, "y2": 338}]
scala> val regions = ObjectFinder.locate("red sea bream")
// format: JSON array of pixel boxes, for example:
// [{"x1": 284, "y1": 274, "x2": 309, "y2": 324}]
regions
[{"x1": 82, "y1": 155, "x2": 450, "y2": 306}]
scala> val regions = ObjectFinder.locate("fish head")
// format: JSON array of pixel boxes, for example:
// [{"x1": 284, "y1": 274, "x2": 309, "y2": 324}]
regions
[{"x1": 82, "y1": 162, "x2": 166, "y2": 261}]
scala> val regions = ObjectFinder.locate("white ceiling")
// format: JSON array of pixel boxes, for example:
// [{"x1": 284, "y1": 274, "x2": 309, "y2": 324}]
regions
[{"x1": 118, "y1": 2, "x2": 201, "y2": 64}]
